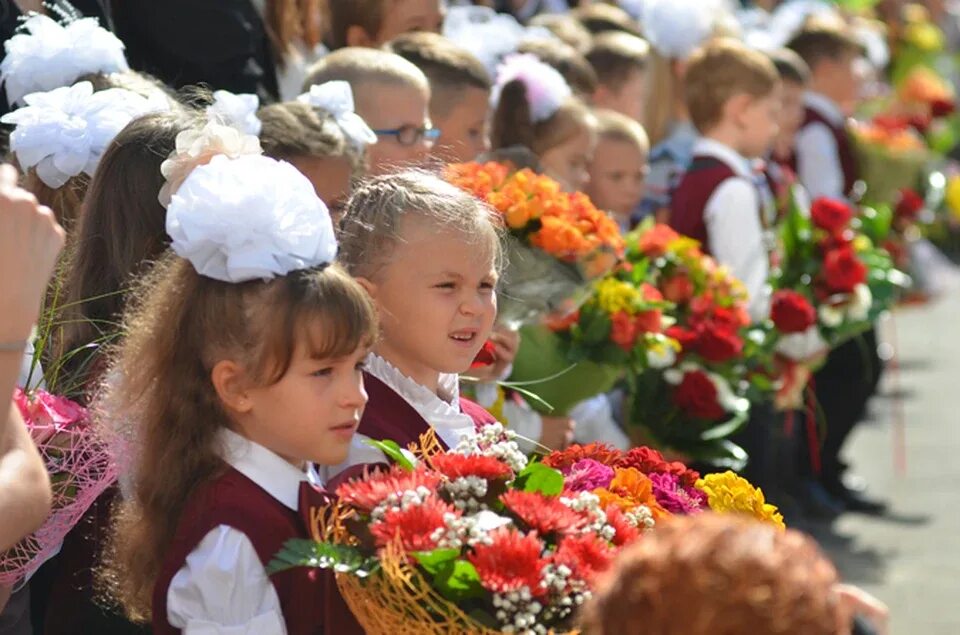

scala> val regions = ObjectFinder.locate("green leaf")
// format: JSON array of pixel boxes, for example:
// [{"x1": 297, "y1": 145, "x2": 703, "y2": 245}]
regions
[
  {"x1": 700, "y1": 410, "x2": 750, "y2": 442},
  {"x1": 414, "y1": 548, "x2": 461, "y2": 576},
  {"x1": 513, "y1": 462, "x2": 564, "y2": 495},
  {"x1": 267, "y1": 539, "x2": 380, "y2": 577},
  {"x1": 686, "y1": 439, "x2": 749, "y2": 471},
  {"x1": 364, "y1": 439, "x2": 415, "y2": 471},
  {"x1": 433, "y1": 559, "x2": 485, "y2": 602}
]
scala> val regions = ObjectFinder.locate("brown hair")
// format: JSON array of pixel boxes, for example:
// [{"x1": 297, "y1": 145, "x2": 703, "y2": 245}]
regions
[
  {"x1": 787, "y1": 23, "x2": 864, "y2": 72},
  {"x1": 579, "y1": 514, "x2": 840, "y2": 635},
  {"x1": 301, "y1": 46, "x2": 429, "y2": 95},
  {"x1": 517, "y1": 39, "x2": 599, "y2": 96},
  {"x1": 528, "y1": 14, "x2": 594, "y2": 53},
  {"x1": 573, "y1": 3, "x2": 642, "y2": 37},
  {"x1": 490, "y1": 81, "x2": 595, "y2": 158},
  {"x1": 641, "y1": 50, "x2": 678, "y2": 146},
  {"x1": 258, "y1": 101, "x2": 364, "y2": 174},
  {"x1": 769, "y1": 48, "x2": 811, "y2": 85},
  {"x1": 586, "y1": 31, "x2": 650, "y2": 89},
  {"x1": 100, "y1": 257, "x2": 377, "y2": 621},
  {"x1": 325, "y1": 0, "x2": 385, "y2": 50},
  {"x1": 595, "y1": 108, "x2": 649, "y2": 156},
  {"x1": 49, "y1": 110, "x2": 200, "y2": 400},
  {"x1": 338, "y1": 169, "x2": 503, "y2": 279},
  {"x1": 263, "y1": 0, "x2": 323, "y2": 67},
  {"x1": 685, "y1": 38, "x2": 779, "y2": 133}
]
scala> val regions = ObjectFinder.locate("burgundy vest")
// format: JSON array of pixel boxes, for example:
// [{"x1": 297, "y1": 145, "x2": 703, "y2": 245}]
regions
[
  {"x1": 152, "y1": 468, "x2": 325, "y2": 635},
  {"x1": 796, "y1": 105, "x2": 860, "y2": 197},
  {"x1": 669, "y1": 156, "x2": 738, "y2": 254}
]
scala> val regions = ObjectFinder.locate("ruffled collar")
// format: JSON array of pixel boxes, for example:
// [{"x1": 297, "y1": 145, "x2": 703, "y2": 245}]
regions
[{"x1": 364, "y1": 353, "x2": 475, "y2": 449}]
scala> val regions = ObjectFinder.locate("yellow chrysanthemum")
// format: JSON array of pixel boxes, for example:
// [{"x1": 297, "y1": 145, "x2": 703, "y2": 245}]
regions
[
  {"x1": 946, "y1": 176, "x2": 960, "y2": 223},
  {"x1": 696, "y1": 471, "x2": 785, "y2": 530},
  {"x1": 595, "y1": 277, "x2": 641, "y2": 315}
]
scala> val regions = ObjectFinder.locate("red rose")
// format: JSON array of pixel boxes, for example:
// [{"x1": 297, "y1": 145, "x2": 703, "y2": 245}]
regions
[
  {"x1": 932, "y1": 97, "x2": 956, "y2": 118},
  {"x1": 822, "y1": 246, "x2": 867, "y2": 293},
  {"x1": 894, "y1": 189, "x2": 924, "y2": 222},
  {"x1": 665, "y1": 325, "x2": 697, "y2": 350},
  {"x1": 634, "y1": 309, "x2": 662, "y2": 335},
  {"x1": 770, "y1": 290, "x2": 816, "y2": 334},
  {"x1": 673, "y1": 370, "x2": 725, "y2": 420},
  {"x1": 810, "y1": 197, "x2": 854, "y2": 233},
  {"x1": 661, "y1": 272, "x2": 695, "y2": 304},
  {"x1": 610, "y1": 311, "x2": 638, "y2": 352},
  {"x1": 694, "y1": 321, "x2": 743, "y2": 363}
]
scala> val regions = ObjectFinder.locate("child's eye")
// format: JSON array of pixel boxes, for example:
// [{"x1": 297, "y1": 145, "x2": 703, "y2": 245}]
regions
[
  {"x1": 435, "y1": 282, "x2": 457, "y2": 290},
  {"x1": 479, "y1": 280, "x2": 496, "y2": 291},
  {"x1": 312, "y1": 367, "x2": 333, "y2": 377}
]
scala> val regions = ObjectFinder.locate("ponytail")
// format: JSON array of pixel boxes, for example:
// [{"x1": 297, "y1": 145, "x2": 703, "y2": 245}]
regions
[{"x1": 490, "y1": 79, "x2": 536, "y2": 152}]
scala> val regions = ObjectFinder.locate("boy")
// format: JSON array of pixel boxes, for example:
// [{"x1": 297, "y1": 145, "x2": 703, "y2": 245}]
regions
[
  {"x1": 517, "y1": 38, "x2": 599, "y2": 97},
  {"x1": 325, "y1": 0, "x2": 444, "y2": 50},
  {"x1": 303, "y1": 48, "x2": 435, "y2": 175},
  {"x1": 386, "y1": 31, "x2": 493, "y2": 163},
  {"x1": 573, "y1": 2, "x2": 643, "y2": 37},
  {"x1": 765, "y1": 48, "x2": 811, "y2": 218},
  {"x1": 586, "y1": 109, "x2": 650, "y2": 230},
  {"x1": 586, "y1": 31, "x2": 650, "y2": 124}
]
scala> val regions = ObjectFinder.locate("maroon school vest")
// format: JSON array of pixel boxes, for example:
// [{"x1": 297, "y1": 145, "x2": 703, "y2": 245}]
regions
[
  {"x1": 669, "y1": 156, "x2": 738, "y2": 254},
  {"x1": 152, "y1": 468, "x2": 325, "y2": 635},
  {"x1": 796, "y1": 105, "x2": 859, "y2": 197}
]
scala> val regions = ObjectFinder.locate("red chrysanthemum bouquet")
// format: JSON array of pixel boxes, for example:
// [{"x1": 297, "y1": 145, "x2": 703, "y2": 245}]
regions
[{"x1": 445, "y1": 162, "x2": 624, "y2": 327}]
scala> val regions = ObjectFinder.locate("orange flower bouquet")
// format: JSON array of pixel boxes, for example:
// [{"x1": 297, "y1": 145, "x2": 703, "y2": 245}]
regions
[
  {"x1": 446, "y1": 162, "x2": 624, "y2": 326},
  {"x1": 852, "y1": 117, "x2": 929, "y2": 206}
]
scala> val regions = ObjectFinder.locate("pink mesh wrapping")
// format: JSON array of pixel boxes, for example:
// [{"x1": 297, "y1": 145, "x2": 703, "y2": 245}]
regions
[{"x1": 0, "y1": 389, "x2": 118, "y2": 586}]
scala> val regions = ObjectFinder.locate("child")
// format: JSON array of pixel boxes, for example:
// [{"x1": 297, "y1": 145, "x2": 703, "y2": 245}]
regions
[
  {"x1": 517, "y1": 38, "x2": 599, "y2": 98},
  {"x1": 586, "y1": 32, "x2": 650, "y2": 125},
  {"x1": 527, "y1": 13, "x2": 593, "y2": 53},
  {"x1": 490, "y1": 54, "x2": 597, "y2": 192},
  {"x1": 573, "y1": 2, "x2": 643, "y2": 37},
  {"x1": 586, "y1": 109, "x2": 650, "y2": 230},
  {"x1": 768, "y1": 49, "x2": 810, "y2": 174},
  {"x1": 102, "y1": 152, "x2": 378, "y2": 633},
  {"x1": 302, "y1": 47, "x2": 435, "y2": 175},
  {"x1": 386, "y1": 31, "x2": 493, "y2": 163},
  {"x1": 324, "y1": 0, "x2": 444, "y2": 50}
]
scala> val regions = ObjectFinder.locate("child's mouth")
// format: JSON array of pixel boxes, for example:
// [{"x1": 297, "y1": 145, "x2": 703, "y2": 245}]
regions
[{"x1": 449, "y1": 330, "x2": 478, "y2": 345}]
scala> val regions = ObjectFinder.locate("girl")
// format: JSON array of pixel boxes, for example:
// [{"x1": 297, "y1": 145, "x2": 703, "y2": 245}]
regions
[
  {"x1": 101, "y1": 152, "x2": 377, "y2": 634},
  {"x1": 489, "y1": 53, "x2": 597, "y2": 193}
]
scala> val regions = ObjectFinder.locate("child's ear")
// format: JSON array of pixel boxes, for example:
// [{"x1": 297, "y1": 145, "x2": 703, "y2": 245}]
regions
[
  {"x1": 354, "y1": 276, "x2": 378, "y2": 300},
  {"x1": 346, "y1": 24, "x2": 377, "y2": 48},
  {"x1": 211, "y1": 360, "x2": 253, "y2": 415},
  {"x1": 726, "y1": 93, "x2": 755, "y2": 128}
]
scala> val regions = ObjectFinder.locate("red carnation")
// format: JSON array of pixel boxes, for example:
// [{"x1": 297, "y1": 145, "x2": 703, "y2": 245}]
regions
[
  {"x1": 604, "y1": 505, "x2": 642, "y2": 547},
  {"x1": 665, "y1": 325, "x2": 697, "y2": 351},
  {"x1": 369, "y1": 495, "x2": 459, "y2": 551},
  {"x1": 468, "y1": 528, "x2": 549, "y2": 596},
  {"x1": 810, "y1": 197, "x2": 854, "y2": 233},
  {"x1": 673, "y1": 370, "x2": 725, "y2": 420},
  {"x1": 471, "y1": 340, "x2": 497, "y2": 368},
  {"x1": 336, "y1": 465, "x2": 442, "y2": 512},
  {"x1": 822, "y1": 246, "x2": 868, "y2": 293},
  {"x1": 770, "y1": 290, "x2": 817, "y2": 334},
  {"x1": 431, "y1": 452, "x2": 513, "y2": 480},
  {"x1": 694, "y1": 321, "x2": 743, "y2": 364},
  {"x1": 551, "y1": 533, "x2": 616, "y2": 585},
  {"x1": 501, "y1": 490, "x2": 588, "y2": 536},
  {"x1": 661, "y1": 272, "x2": 695, "y2": 304},
  {"x1": 895, "y1": 189, "x2": 924, "y2": 222},
  {"x1": 542, "y1": 443, "x2": 624, "y2": 470}
]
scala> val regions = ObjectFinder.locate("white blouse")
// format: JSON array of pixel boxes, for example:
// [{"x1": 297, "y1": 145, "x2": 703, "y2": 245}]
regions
[{"x1": 165, "y1": 429, "x2": 314, "y2": 635}]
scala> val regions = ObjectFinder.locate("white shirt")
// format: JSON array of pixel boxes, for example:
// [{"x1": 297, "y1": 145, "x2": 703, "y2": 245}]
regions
[
  {"x1": 795, "y1": 92, "x2": 847, "y2": 201},
  {"x1": 694, "y1": 138, "x2": 771, "y2": 321},
  {"x1": 165, "y1": 429, "x2": 313, "y2": 635}
]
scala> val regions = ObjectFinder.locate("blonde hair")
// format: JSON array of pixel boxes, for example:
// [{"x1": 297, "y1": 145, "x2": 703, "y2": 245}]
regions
[
  {"x1": 324, "y1": 0, "x2": 386, "y2": 50},
  {"x1": 595, "y1": 108, "x2": 649, "y2": 157},
  {"x1": 258, "y1": 101, "x2": 364, "y2": 174},
  {"x1": 643, "y1": 50, "x2": 681, "y2": 147},
  {"x1": 685, "y1": 38, "x2": 779, "y2": 133},
  {"x1": 517, "y1": 39, "x2": 598, "y2": 96},
  {"x1": 301, "y1": 46, "x2": 429, "y2": 94},
  {"x1": 338, "y1": 170, "x2": 503, "y2": 279},
  {"x1": 528, "y1": 13, "x2": 594, "y2": 53},
  {"x1": 490, "y1": 83, "x2": 596, "y2": 159}
]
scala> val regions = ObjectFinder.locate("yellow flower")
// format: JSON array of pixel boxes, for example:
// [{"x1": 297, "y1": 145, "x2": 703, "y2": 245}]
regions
[
  {"x1": 696, "y1": 471, "x2": 785, "y2": 530},
  {"x1": 594, "y1": 277, "x2": 641, "y2": 315},
  {"x1": 946, "y1": 176, "x2": 960, "y2": 223},
  {"x1": 852, "y1": 234, "x2": 873, "y2": 253},
  {"x1": 904, "y1": 22, "x2": 945, "y2": 52}
]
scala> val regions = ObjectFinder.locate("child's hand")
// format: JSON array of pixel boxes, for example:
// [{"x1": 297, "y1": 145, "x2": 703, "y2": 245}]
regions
[
  {"x1": 539, "y1": 415, "x2": 575, "y2": 450},
  {"x1": 0, "y1": 165, "x2": 65, "y2": 343},
  {"x1": 834, "y1": 584, "x2": 889, "y2": 635}
]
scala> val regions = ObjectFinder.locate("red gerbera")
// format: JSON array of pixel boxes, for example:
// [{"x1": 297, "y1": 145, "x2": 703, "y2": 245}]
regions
[
  {"x1": 369, "y1": 495, "x2": 459, "y2": 551},
  {"x1": 542, "y1": 443, "x2": 624, "y2": 470},
  {"x1": 430, "y1": 452, "x2": 513, "y2": 480},
  {"x1": 604, "y1": 505, "x2": 642, "y2": 547},
  {"x1": 336, "y1": 465, "x2": 442, "y2": 512},
  {"x1": 468, "y1": 528, "x2": 549, "y2": 596},
  {"x1": 551, "y1": 533, "x2": 616, "y2": 585},
  {"x1": 501, "y1": 490, "x2": 588, "y2": 536}
]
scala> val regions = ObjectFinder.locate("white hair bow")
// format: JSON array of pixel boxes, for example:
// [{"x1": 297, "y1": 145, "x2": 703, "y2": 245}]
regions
[
  {"x1": 641, "y1": 0, "x2": 719, "y2": 60},
  {"x1": 1, "y1": 13, "x2": 129, "y2": 107},
  {"x1": 491, "y1": 53, "x2": 572, "y2": 124},
  {"x1": 297, "y1": 81, "x2": 377, "y2": 151},
  {"x1": 166, "y1": 154, "x2": 338, "y2": 283},
  {"x1": 206, "y1": 90, "x2": 262, "y2": 136},
  {"x1": 1, "y1": 81, "x2": 168, "y2": 188}
]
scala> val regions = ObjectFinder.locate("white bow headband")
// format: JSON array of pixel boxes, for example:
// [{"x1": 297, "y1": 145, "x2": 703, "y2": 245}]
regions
[
  {"x1": 297, "y1": 81, "x2": 377, "y2": 151},
  {"x1": 206, "y1": 90, "x2": 262, "y2": 136},
  {"x1": 491, "y1": 53, "x2": 572, "y2": 124}
]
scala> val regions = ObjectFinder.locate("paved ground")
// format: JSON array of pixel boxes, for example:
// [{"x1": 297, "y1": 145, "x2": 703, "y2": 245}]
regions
[{"x1": 803, "y1": 292, "x2": 960, "y2": 633}]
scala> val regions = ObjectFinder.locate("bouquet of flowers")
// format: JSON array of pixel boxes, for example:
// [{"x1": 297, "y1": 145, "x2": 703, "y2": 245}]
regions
[
  {"x1": 271, "y1": 431, "x2": 782, "y2": 635},
  {"x1": 851, "y1": 116, "x2": 930, "y2": 206},
  {"x1": 0, "y1": 388, "x2": 117, "y2": 585},
  {"x1": 445, "y1": 162, "x2": 624, "y2": 327}
]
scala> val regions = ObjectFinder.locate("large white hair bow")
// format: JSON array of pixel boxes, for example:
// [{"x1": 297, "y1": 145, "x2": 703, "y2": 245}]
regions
[
  {"x1": 1, "y1": 81, "x2": 168, "y2": 188},
  {"x1": 1, "y1": 13, "x2": 129, "y2": 107},
  {"x1": 491, "y1": 53, "x2": 572, "y2": 124},
  {"x1": 297, "y1": 81, "x2": 377, "y2": 151},
  {"x1": 166, "y1": 154, "x2": 337, "y2": 283},
  {"x1": 206, "y1": 90, "x2": 262, "y2": 136},
  {"x1": 641, "y1": 0, "x2": 718, "y2": 60},
  {"x1": 442, "y1": 5, "x2": 552, "y2": 78}
]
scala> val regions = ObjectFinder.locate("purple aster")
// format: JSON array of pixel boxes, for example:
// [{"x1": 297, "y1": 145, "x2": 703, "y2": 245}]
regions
[
  {"x1": 562, "y1": 459, "x2": 615, "y2": 492},
  {"x1": 649, "y1": 472, "x2": 707, "y2": 514}
]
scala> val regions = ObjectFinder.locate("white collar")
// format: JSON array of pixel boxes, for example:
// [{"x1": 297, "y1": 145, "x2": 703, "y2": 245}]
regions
[
  {"x1": 364, "y1": 353, "x2": 476, "y2": 449},
  {"x1": 219, "y1": 428, "x2": 308, "y2": 511},
  {"x1": 692, "y1": 137, "x2": 754, "y2": 179},
  {"x1": 804, "y1": 92, "x2": 845, "y2": 128}
]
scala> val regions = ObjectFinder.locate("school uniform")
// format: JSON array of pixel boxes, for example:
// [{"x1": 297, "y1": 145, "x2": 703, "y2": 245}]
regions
[
  {"x1": 637, "y1": 121, "x2": 699, "y2": 220},
  {"x1": 153, "y1": 429, "x2": 327, "y2": 635},
  {"x1": 793, "y1": 92, "x2": 859, "y2": 200}
]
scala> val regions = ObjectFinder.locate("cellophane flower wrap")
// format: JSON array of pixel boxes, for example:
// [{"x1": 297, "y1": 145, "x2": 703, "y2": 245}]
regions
[
  {"x1": 851, "y1": 116, "x2": 929, "y2": 207},
  {"x1": 270, "y1": 432, "x2": 782, "y2": 635},
  {"x1": 0, "y1": 388, "x2": 117, "y2": 585},
  {"x1": 445, "y1": 162, "x2": 624, "y2": 327},
  {"x1": 619, "y1": 223, "x2": 771, "y2": 469}
]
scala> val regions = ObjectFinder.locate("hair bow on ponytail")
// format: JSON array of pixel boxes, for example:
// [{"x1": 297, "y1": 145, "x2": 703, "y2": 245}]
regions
[
  {"x1": 206, "y1": 90, "x2": 262, "y2": 136},
  {"x1": 297, "y1": 81, "x2": 377, "y2": 151}
]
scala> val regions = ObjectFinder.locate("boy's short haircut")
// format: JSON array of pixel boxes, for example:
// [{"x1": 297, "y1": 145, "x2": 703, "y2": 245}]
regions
[
  {"x1": 258, "y1": 101, "x2": 362, "y2": 173},
  {"x1": 302, "y1": 47, "x2": 429, "y2": 94},
  {"x1": 517, "y1": 38, "x2": 599, "y2": 96},
  {"x1": 324, "y1": 0, "x2": 385, "y2": 51},
  {"x1": 767, "y1": 48, "x2": 811, "y2": 84},
  {"x1": 786, "y1": 24, "x2": 865, "y2": 71},
  {"x1": 527, "y1": 14, "x2": 593, "y2": 53},
  {"x1": 684, "y1": 38, "x2": 779, "y2": 133},
  {"x1": 573, "y1": 3, "x2": 642, "y2": 37},
  {"x1": 586, "y1": 32, "x2": 650, "y2": 88},
  {"x1": 594, "y1": 108, "x2": 650, "y2": 155}
]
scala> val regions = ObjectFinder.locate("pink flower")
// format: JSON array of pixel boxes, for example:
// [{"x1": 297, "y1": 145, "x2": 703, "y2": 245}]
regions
[
  {"x1": 14, "y1": 388, "x2": 88, "y2": 444},
  {"x1": 561, "y1": 459, "x2": 615, "y2": 492},
  {"x1": 649, "y1": 472, "x2": 707, "y2": 515}
]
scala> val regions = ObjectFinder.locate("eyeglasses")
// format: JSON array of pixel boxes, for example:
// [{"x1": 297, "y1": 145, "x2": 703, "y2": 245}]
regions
[{"x1": 372, "y1": 124, "x2": 441, "y2": 147}]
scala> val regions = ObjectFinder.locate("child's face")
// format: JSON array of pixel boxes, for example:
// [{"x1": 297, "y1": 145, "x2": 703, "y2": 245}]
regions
[
  {"x1": 288, "y1": 155, "x2": 353, "y2": 221},
  {"x1": 819, "y1": 53, "x2": 864, "y2": 116},
  {"x1": 775, "y1": 80, "x2": 806, "y2": 154},
  {"x1": 357, "y1": 82, "x2": 433, "y2": 176},
  {"x1": 737, "y1": 88, "x2": 781, "y2": 159},
  {"x1": 540, "y1": 126, "x2": 597, "y2": 193},
  {"x1": 375, "y1": 0, "x2": 444, "y2": 44},
  {"x1": 586, "y1": 136, "x2": 647, "y2": 220},
  {"x1": 594, "y1": 68, "x2": 647, "y2": 124},
  {"x1": 364, "y1": 219, "x2": 498, "y2": 390},
  {"x1": 236, "y1": 341, "x2": 370, "y2": 466},
  {"x1": 432, "y1": 86, "x2": 491, "y2": 163}
]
